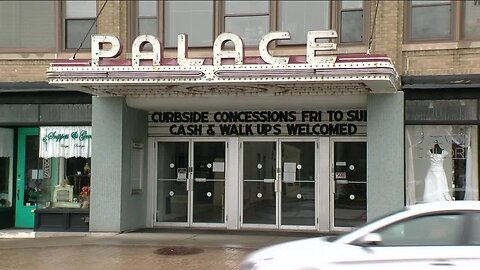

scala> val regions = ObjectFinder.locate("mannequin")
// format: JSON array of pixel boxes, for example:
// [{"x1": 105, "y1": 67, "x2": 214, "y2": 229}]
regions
[
  {"x1": 423, "y1": 143, "x2": 452, "y2": 202},
  {"x1": 431, "y1": 143, "x2": 443, "y2": 154}
]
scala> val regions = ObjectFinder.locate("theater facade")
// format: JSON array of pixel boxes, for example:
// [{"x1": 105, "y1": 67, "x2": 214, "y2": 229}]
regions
[{"x1": 47, "y1": 31, "x2": 403, "y2": 233}]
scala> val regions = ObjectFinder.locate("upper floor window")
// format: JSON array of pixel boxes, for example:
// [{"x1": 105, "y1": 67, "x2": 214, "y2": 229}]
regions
[
  {"x1": 165, "y1": 0, "x2": 214, "y2": 47},
  {"x1": 223, "y1": 0, "x2": 270, "y2": 46},
  {"x1": 64, "y1": 0, "x2": 97, "y2": 49},
  {"x1": 137, "y1": 0, "x2": 158, "y2": 37},
  {"x1": 0, "y1": 0, "x2": 97, "y2": 51},
  {"x1": 0, "y1": 1, "x2": 56, "y2": 50},
  {"x1": 340, "y1": 0, "x2": 364, "y2": 43},
  {"x1": 464, "y1": 0, "x2": 480, "y2": 40},
  {"x1": 409, "y1": 0, "x2": 452, "y2": 41},
  {"x1": 278, "y1": 1, "x2": 330, "y2": 44},
  {"x1": 132, "y1": 0, "x2": 367, "y2": 48},
  {"x1": 407, "y1": 0, "x2": 480, "y2": 42}
]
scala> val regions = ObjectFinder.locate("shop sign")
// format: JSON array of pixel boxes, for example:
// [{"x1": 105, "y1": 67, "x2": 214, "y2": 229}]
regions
[
  {"x1": 149, "y1": 109, "x2": 366, "y2": 137},
  {"x1": 39, "y1": 126, "x2": 92, "y2": 158},
  {"x1": 91, "y1": 30, "x2": 337, "y2": 67}
]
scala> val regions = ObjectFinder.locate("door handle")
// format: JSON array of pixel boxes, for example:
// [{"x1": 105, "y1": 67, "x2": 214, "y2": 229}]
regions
[
  {"x1": 17, "y1": 189, "x2": 19, "y2": 200},
  {"x1": 274, "y1": 179, "x2": 282, "y2": 193}
]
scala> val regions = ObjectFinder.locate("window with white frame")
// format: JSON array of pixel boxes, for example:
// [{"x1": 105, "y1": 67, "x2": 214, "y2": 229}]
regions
[
  {"x1": 0, "y1": 1, "x2": 55, "y2": 49},
  {"x1": 64, "y1": 0, "x2": 97, "y2": 49}
]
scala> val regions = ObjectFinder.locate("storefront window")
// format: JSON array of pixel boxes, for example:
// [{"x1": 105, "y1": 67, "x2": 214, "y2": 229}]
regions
[
  {"x1": 37, "y1": 126, "x2": 92, "y2": 209},
  {"x1": 405, "y1": 125, "x2": 479, "y2": 204},
  {"x1": 0, "y1": 129, "x2": 14, "y2": 207},
  {"x1": 0, "y1": 157, "x2": 11, "y2": 207},
  {"x1": 35, "y1": 157, "x2": 91, "y2": 209}
]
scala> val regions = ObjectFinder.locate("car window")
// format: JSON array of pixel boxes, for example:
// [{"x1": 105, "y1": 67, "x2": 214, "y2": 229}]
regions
[
  {"x1": 373, "y1": 213, "x2": 465, "y2": 246},
  {"x1": 468, "y1": 212, "x2": 480, "y2": 245}
]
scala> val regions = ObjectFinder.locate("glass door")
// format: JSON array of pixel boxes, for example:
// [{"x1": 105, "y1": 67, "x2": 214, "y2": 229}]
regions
[
  {"x1": 155, "y1": 140, "x2": 226, "y2": 227},
  {"x1": 280, "y1": 141, "x2": 316, "y2": 228},
  {"x1": 156, "y1": 141, "x2": 189, "y2": 225},
  {"x1": 331, "y1": 138, "x2": 367, "y2": 231},
  {"x1": 241, "y1": 141, "x2": 277, "y2": 227},
  {"x1": 15, "y1": 128, "x2": 43, "y2": 228},
  {"x1": 192, "y1": 142, "x2": 226, "y2": 224},
  {"x1": 241, "y1": 139, "x2": 316, "y2": 229}
]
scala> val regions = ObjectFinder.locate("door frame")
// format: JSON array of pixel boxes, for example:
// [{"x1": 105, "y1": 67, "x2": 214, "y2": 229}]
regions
[
  {"x1": 152, "y1": 137, "x2": 228, "y2": 228},
  {"x1": 239, "y1": 137, "x2": 318, "y2": 230},
  {"x1": 329, "y1": 136, "x2": 367, "y2": 232},
  {"x1": 15, "y1": 127, "x2": 39, "y2": 228}
]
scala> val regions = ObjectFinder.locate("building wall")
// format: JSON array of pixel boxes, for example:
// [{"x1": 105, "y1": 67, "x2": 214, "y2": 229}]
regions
[
  {"x1": 1, "y1": 0, "x2": 478, "y2": 231},
  {"x1": 404, "y1": 48, "x2": 480, "y2": 75},
  {"x1": 1, "y1": 1, "x2": 479, "y2": 81}
]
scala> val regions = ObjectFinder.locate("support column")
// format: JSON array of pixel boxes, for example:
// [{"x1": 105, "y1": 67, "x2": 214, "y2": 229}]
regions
[
  {"x1": 90, "y1": 96, "x2": 148, "y2": 232},
  {"x1": 367, "y1": 92, "x2": 405, "y2": 221}
]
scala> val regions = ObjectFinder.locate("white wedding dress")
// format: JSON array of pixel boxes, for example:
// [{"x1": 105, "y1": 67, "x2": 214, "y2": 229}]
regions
[{"x1": 423, "y1": 150, "x2": 452, "y2": 202}]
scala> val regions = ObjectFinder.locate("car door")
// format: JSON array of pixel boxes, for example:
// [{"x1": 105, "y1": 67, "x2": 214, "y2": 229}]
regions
[{"x1": 334, "y1": 212, "x2": 480, "y2": 269}]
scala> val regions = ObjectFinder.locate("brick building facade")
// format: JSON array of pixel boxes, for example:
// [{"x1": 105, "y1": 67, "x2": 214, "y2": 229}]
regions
[{"x1": 1, "y1": 0, "x2": 479, "y2": 233}]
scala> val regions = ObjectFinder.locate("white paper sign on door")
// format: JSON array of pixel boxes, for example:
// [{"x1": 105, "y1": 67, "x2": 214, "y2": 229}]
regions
[
  {"x1": 283, "y1": 162, "x2": 296, "y2": 183},
  {"x1": 213, "y1": 162, "x2": 225, "y2": 172}
]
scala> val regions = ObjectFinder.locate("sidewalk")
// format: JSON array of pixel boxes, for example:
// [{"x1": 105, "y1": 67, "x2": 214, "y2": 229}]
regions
[{"x1": 0, "y1": 229, "x2": 330, "y2": 270}]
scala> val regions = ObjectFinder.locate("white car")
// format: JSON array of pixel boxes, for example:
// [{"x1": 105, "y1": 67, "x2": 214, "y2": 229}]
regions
[{"x1": 241, "y1": 201, "x2": 480, "y2": 270}]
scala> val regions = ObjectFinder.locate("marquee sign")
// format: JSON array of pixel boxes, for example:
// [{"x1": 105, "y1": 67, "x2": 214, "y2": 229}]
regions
[
  {"x1": 91, "y1": 31, "x2": 338, "y2": 67},
  {"x1": 148, "y1": 109, "x2": 367, "y2": 137},
  {"x1": 47, "y1": 30, "x2": 401, "y2": 96}
]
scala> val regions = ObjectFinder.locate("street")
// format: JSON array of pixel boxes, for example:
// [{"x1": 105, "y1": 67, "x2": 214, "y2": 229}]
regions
[{"x1": 0, "y1": 230, "x2": 311, "y2": 270}]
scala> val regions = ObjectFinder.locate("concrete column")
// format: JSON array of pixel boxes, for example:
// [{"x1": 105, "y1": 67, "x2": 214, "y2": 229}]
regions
[
  {"x1": 367, "y1": 92, "x2": 405, "y2": 221},
  {"x1": 90, "y1": 97, "x2": 124, "y2": 232},
  {"x1": 90, "y1": 96, "x2": 148, "y2": 232}
]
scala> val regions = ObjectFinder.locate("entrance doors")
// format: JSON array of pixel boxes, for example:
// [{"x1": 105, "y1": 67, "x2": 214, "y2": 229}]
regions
[
  {"x1": 15, "y1": 128, "x2": 43, "y2": 228},
  {"x1": 331, "y1": 138, "x2": 367, "y2": 230},
  {"x1": 155, "y1": 140, "x2": 226, "y2": 227},
  {"x1": 152, "y1": 137, "x2": 367, "y2": 231},
  {"x1": 241, "y1": 139, "x2": 316, "y2": 229}
]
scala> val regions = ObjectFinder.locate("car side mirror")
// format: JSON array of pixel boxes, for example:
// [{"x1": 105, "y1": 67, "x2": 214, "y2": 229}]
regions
[{"x1": 357, "y1": 233, "x2": 382, "y2": 246}]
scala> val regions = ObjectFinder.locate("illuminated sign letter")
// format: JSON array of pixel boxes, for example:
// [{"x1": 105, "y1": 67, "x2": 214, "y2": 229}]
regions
[
  {"x1": 306, "y1": 30, "x2": 338, "y2": 64},
  {"x1": 259, "y1": 32, "x2": 291, "y2": 65},
  {"x1": 132, "y1": 35, "x2": 162, "y2": 67},
  {"x1": 91, "y1": 35, "x2": 121, "y2": 67},
  {"x1": 213, "y1": 33, "x2": 244, "y2": 66},
  {"x1": 177, "y1": 34, "x2": 204, "y2": 66}
]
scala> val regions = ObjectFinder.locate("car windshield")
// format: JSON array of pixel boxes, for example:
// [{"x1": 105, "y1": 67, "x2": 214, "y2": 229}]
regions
[
  {"x1": 333, "y1": 208, "x2": 409, "y2": 243},
  {"x1": 373, "y1": 213, "x2": 465, "y2": 246}
]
